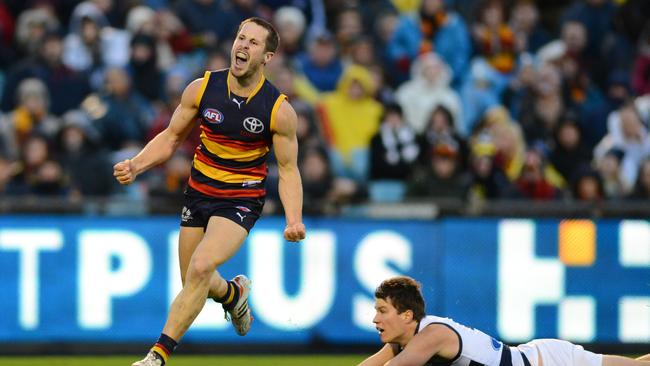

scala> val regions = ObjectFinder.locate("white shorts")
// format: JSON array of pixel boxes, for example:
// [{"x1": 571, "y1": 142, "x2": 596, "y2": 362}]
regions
[{"x1": 515, "y1": 339, "x2": 603, "y2": 366}]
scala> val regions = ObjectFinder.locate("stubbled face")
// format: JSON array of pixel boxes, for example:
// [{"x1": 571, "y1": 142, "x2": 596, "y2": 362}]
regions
[
  {"x1": 373, "y1": 298, "x2": 409, "y2": 344},
  {"x1": 231, "y1": 22, "x2": 272, "y2": 78}
]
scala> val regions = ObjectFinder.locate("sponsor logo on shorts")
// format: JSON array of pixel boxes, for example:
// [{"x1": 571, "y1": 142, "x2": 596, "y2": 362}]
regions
[
  {"x1": 181, "y1": 206, "x2": 193, "y2": 222},
  {"x1": 235, "y1": 206, "x2": 252, "y2": 213},
  {"x1": 203, "y1": 108, "x2": 224, "y2": 124}
]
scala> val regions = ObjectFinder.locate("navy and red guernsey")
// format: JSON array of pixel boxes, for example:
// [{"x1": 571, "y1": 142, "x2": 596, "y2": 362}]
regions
[{"x1": 189, "y1": 69, "x2": 286, "y2": 198}]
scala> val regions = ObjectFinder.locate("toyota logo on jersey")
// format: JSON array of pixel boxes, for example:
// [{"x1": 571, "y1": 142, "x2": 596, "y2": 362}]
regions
[
  {"x1": 203, "y1": 108, "x2": 224, "y2": 124},
  {"x1": 243, "y1": 117, "x2": 264, "y2": 133}
]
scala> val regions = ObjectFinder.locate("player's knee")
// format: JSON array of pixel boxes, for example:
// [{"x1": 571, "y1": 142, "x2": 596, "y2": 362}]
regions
[{"x1": 187, "y1": 257, "x2": 217, "y2": 282}]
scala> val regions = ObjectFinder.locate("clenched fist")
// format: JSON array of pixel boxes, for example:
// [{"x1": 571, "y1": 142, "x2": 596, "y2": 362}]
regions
[
  {"x1": 113, "y1": 159, "x2": 136, "y2": 185},
  {"x1": 284, "y1": 222, "x2": 306, "y2": 242}
]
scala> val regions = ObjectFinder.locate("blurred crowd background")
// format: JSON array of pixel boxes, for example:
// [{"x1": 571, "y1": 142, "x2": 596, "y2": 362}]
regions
[{"x1": 0, "y1": 0, "x2": 649, "y2": 216}]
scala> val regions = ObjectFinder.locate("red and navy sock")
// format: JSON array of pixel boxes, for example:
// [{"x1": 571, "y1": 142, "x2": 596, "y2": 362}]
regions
[
  {"x1": 214, "y1": 280, "x2": 240, "y2": 311},
  {"x1": 151, "y1": 333, "x2": 177, "y2": 365}
]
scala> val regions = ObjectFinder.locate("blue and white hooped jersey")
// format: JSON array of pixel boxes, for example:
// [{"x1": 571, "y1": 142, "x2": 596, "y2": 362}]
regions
[{"x1": 392, "y1": 315, "x2": 532, "y2": 366}]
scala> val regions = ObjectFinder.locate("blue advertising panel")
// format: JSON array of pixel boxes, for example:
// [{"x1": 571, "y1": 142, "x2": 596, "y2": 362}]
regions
[{"x1": 0, "y1": 216, "x2": 648, "y2": 344}]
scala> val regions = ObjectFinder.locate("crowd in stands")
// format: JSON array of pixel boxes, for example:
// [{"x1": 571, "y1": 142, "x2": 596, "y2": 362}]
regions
[{"x1": 0, "y1": 0, "x2": 649, "y2": 215}]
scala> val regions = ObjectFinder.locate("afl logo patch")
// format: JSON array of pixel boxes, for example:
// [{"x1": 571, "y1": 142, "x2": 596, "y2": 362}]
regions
[
  {"x1": 203, "y1": 108, "x2": 224, "y2": 124},
  {"x1": 243, "y1": 117, "x2": 264, "y2": 133}
]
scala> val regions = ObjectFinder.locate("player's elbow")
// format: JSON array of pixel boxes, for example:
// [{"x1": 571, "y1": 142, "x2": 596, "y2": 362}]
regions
[
  {"x1": 160, "y1": 129, "x2": 184, "y2": 156},
  {"x1": 277, "y1": 157, "x2": 295, "y2": 171},
  {"x1": 278, "y1": 163, "x2": 300, "y2": 182}
]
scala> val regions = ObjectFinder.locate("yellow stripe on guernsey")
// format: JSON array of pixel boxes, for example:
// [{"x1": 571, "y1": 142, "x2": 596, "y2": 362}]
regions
[
  {"x1": 270, "y1": 94, "x2": 287, "y2": 132},
  {"x1": 200, "y1": 132, "x2": 269, "y2": 161},
  {"x1": 227, "y1": 70, "x2": 266, "y2": 103},
  {"x1": 195, "y1": 71, "x2": 211, "y2": 108},
  {"x1": 193, "y1": 159, "x2": 263, "y2": 183}
]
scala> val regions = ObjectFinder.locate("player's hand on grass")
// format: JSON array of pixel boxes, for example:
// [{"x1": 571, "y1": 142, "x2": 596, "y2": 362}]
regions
[
  {"x1": 284, "y1": 222, "x2": 306, "y2": 242},
  {"x1": 113, "y1": 159, "x2": 136, "y2": 185}
]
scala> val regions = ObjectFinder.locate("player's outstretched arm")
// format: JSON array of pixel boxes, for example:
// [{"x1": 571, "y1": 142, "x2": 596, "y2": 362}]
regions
[
  {"x1": 386, "y1": 324, "x2": 458, "y2": 366},
  {"x1": 604, "y1": 355, "x2": 650, "y2": 365},
  {"x1": 113, "y1": 77, "x2": 203, "y2": 185},
  {"x1": 637, "y1": 354, "x2": 650, "y2": 361},
  {"x1": 272, "y1": 100, "x2": 306, "y2": 242},
  {"x1": 357, "y1": 344, "x2": 396, "y2": 366}
]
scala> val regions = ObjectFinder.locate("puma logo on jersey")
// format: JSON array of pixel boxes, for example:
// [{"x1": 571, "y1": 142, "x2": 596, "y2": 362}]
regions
[{"x1": 232, "y1": 98, "x2": 244, "y2": 109}]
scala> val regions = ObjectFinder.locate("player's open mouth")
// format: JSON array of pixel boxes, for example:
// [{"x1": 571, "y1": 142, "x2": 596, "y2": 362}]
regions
[
  {"x1": 235, "y1": 52, "x2": 248, "y2": 67},
  {"x1": 376, "y1": 327, "x2": 384, "y2": 334}
]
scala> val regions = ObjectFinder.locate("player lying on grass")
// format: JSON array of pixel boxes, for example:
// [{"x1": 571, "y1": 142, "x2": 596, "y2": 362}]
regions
[{"x1": 358, "y1": 276, "x2": 650, "y2": 366}]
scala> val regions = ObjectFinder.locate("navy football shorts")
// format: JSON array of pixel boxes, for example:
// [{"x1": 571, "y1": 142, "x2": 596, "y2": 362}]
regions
[{"x1": 180, "y1": 187, "x2": 264, "y2": 232}]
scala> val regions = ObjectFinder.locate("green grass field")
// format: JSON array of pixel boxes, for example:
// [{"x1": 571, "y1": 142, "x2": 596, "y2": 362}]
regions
[{"x1": 0, "y1": 355, "x2": 365, "y2": 366}]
